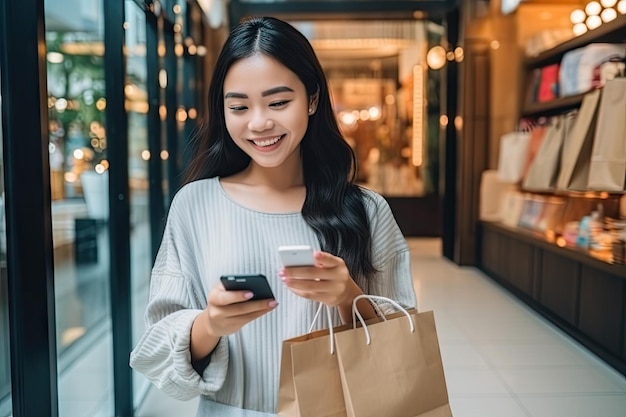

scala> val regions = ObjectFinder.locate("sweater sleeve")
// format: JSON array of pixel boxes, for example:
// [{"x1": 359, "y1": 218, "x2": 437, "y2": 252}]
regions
[
  {"x1": 362, "y1": 189, "x2": 418, "y2": 313},
  {"x1": 129, "y1": 193, "x2": 229, "y2": 401}
]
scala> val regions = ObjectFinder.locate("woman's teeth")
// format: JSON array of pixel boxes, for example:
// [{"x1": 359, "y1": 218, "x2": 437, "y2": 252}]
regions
[{"x1": 252, "y1": 136, "x2": 282, "y2": 147}]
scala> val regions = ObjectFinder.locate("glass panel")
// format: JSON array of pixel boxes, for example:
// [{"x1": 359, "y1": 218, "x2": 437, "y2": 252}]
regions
[
  {"x1": 162, "y1": 27, "x2": 176, "y2": 203},
  {"x1": 0, "y1": 68, "x2": 12, "y2": 417},
  {"x1": 45, "y1": 0, "x2": 114, "y2": 414},
  {"x1": 293, "y1": 20, "x2": 444, "y2": 197},
  {"x1": 125, "y1": 0, "x2": 152, "y2": 406}
]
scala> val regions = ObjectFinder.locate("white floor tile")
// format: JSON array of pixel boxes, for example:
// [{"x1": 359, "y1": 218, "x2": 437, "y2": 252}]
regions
[
  {"x1": 476, "y1": 342, "x2": 599, "y2": 368},
  {"x1": 518, "y1": 394, "x2": 626, "y2": 417},
  {"x1": 439, "y1": 343, "x2": 490, "y2": 369},
  {"x1": 449, "y1": 396, "x2": 530, "y2": 417},
  {"x1": 497, "y1": 365, "x2": 626, "y2": 395},
  {"x1": 444, "y1": 368, "x2": 510, "y2": 396}
]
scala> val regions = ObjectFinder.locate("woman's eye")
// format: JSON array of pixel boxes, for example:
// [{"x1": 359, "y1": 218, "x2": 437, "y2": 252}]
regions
[
  {"x1": 228, "y1": 106, "x2": 247, "y2": 112},
  {"x1": 270, "y1": 100, "x2": 290, "y2": 108}
]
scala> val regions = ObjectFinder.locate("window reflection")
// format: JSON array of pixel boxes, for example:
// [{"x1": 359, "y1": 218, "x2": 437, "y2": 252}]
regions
[
  {"x1": 0, "y1": 75, "x2": 12, "y2": 417},
  {"x1": 125, "y1": 0, "x2": 153, "y2": 405}
]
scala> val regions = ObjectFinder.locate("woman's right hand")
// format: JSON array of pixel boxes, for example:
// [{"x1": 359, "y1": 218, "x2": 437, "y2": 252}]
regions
[{"x1": 191, "y1": 282, "x2": 278, "y2": 361}]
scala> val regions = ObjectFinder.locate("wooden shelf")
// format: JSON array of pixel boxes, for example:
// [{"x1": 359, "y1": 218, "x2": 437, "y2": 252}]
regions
[
  {"x1": 521, "y1": 92, "x2": 586, "y2": 118},
  {"x1": 480, "y1": 221, "x2": 626, "y2": 277},
  {"x1": 525, "y1": 14, "x2": 626, "y2": 69},
  {"x1": 518, "y1": 188, "x2": 625, "y2": 197}
]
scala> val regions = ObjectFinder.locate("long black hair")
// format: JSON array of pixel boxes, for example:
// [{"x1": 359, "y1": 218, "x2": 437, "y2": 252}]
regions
[{"x1": 183, "y1": 16, "x2": 376, "y2": 282}]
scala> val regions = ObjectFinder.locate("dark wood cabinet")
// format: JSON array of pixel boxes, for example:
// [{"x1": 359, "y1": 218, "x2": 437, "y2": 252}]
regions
[
  {"x1": 540, "y1": 250, "x2": 580, "y2": 326},
  {"x1": 478, "y1": 221, "x2": 626, "y2": 376},
  {"x1": 578, "y1": 266, "x2": 624, "y2": 356}
]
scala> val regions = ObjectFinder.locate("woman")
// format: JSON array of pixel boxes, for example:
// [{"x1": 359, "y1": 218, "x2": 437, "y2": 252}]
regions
[{"x1": 130, "y1": 16, "x2": 417, "y2": 416}]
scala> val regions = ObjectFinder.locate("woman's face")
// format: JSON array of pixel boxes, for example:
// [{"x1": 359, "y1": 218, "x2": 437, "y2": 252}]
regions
[{"x1": 223, "y1": 53, "x2": 314, "y2": 169}]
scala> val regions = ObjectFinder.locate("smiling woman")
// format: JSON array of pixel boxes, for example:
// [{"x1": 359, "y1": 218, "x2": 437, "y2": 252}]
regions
[{"x1": 129, "y1": 16, "x2": 417, "y2": 416}]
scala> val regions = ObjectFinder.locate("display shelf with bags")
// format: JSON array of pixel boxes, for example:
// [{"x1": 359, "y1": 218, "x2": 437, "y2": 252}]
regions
[
  {"x1": 480, "y1": 13, "x2": 626, "y2": 372},
  {"x1": 521, "y1": 13, "x2": 626, "y2": 118}
]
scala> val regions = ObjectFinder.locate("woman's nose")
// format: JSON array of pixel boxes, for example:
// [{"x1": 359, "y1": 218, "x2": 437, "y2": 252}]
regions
[{"x1": 248, "y1": 109, "x2": 274, "y2": 132}]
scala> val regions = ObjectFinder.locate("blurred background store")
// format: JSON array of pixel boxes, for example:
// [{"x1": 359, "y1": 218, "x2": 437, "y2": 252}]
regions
[{"x1": 2, "y1": 0, "x2": 626, "y2": 416}]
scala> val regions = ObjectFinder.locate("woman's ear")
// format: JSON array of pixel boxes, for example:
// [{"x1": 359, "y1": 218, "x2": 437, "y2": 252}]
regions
[{"x1": 308, "y1": 91, "x2": 320, "y2": 115}]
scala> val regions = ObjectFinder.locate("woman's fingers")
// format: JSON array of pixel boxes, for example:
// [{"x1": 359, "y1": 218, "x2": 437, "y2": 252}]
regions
[{"x1": 204, "y1": 284, "x2": 278, "y2": 336}]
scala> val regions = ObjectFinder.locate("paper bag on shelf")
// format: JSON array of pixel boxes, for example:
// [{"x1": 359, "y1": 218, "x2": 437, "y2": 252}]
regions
[
  {"x1": 556, "y1": 88, "x2": 602, "y2": 191},
  {"x1": 587, "y1": 78, "x2": 626, "y2": 191},
  {"x1": 496, "y1": 131, "x2": 531, "y2": 183},
  {"x1": 522, "y1": 114, "x2": 573, "y2": 191}
]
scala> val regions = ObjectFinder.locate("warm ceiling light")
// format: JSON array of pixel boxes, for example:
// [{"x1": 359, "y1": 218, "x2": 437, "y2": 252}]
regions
[
  {"x1": 570, "y1": 9, "x2": 586, "y2": 24},
  {"x1": 586, "y1": 14, "x2": 603, "y2": 29},
  {"x1": 573, "y1": 23, "x2": 589, "y2": 35},
  {"x1": 601, "y1": 7, "x2": 618, "y2": 21},
  {"x1": 585, "y1": 1, "x2": 602, "y2": 15},
  {"x1": 426, "y1": 46, "x2": 446, "y2": 70}
]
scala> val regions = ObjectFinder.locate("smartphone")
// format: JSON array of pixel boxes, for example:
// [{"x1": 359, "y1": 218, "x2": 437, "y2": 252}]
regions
[
  {"x1": 278, "y1": 245, "x2": 316, "y2": 267},
  {"x1": 220, "y1": 274, "x2": 275, "y2": 300}
]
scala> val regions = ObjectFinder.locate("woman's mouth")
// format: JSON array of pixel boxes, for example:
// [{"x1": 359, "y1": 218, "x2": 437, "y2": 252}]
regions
[{"x1": 249, "y1": 135, "x2": 285, "y2": 150}]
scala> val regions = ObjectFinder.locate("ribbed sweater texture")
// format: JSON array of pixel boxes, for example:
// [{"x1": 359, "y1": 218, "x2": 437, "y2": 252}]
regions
[{"x1": 129, "y1": 177, "x2": 417, "y2": 416}]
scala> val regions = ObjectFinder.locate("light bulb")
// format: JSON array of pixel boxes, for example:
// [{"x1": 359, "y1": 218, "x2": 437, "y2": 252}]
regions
[
  {"x1": 601, "y1": 0, "x2": 617, "y2": 7},
  {"x1": 618, "y1": 0, "x2": 626, "y2": 13},
  {"x1": 586, "y1": 14, "x2": 603, "y2": 29},
  {"x1": 573, "y1": 23, "x2": 589, "y2": 35},
  {"x1": 601, "y1": 7, "x2": 618, "y2": 21},
  {"x1": 570, "y1": 9, "x2": 587, "y2": 24},
  {"x1": 426, "y1": 46, "x2": 446, "y2": 70},
  {"x1": 585, "y1": 1, "x2": 602, "y2": 15}
]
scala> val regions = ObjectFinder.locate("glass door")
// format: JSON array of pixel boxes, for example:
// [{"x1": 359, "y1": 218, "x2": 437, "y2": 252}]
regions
[
  {"x1": 0, "y1": 69, "x2": 11, "y2": 417},
  {"x1": 45, "y1": 0, "x2": 114, "y2": 414}
]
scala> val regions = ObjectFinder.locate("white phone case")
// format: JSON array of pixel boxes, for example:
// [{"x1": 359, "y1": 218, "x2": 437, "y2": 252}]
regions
[{"x1": 278, "y1": 245, "x2": 315, "y2": 267}]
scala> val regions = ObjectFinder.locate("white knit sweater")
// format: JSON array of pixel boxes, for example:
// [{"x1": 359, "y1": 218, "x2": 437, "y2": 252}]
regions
[{"x1": 129, "y1": 177, "x2": 417, "y2": 416}]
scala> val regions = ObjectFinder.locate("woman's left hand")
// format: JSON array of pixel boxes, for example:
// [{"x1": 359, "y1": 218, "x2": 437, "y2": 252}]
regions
[{"x1": 279, "y1": 250, "x2": 372, "y2": 322}]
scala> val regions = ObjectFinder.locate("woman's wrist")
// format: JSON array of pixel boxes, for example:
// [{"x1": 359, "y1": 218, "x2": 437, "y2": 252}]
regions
[
  {"x1": 190, "y1": 310, "x2": 221, "y2": 361},
  {"x1": 337, "y1": 282, "x2": 377, "y2": 323}
]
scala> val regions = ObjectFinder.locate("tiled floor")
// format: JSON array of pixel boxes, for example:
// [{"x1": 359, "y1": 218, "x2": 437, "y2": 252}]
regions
[{"x1": 136, "y1": 238, "x2": 626, "y2": 416}]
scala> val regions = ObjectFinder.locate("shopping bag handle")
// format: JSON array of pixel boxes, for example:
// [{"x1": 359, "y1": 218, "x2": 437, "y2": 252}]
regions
[
  {"x1": 352, "y1": 295, "x2": 415, "y2": 345},
  {"x1": 309, "y1": 302, "x2": 336, "y2": 354}
]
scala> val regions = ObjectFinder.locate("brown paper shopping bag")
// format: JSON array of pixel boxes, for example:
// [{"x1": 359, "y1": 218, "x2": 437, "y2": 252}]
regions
[
  {"x1": 334, "y1": 295, "x2": 453, "y2": 417},
  {"x1": 587, "y1": 78, "x2": 626, "y2": 191},
  {"x1": 522, "y1": 115, "x2": 570, "y2": 191},
  {"x1": 277, "y1": 305, "x2": 347, "y2": 417},
  {"x1": 496, "y1": 130, "x2": 531, "y2": 183},
  {"x1": 556, "y1": 88, "x2": 602, "y2": 191}
]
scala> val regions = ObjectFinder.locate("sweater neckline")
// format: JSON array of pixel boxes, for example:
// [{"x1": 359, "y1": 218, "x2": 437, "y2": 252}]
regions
[{"x1": 214, "y1": 177, "x2": 302, "y2": 216}]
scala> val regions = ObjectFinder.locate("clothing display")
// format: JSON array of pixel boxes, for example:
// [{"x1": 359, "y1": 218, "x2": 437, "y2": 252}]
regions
[{"x1": 129, "y1": 177, "x2": 417, "y2": 416}]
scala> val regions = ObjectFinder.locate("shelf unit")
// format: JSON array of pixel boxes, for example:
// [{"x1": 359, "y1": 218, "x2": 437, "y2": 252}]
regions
[
  {"x1": 478, "y1": 14, "x2": 626, "y2": 376},
  {"x1": 521, "y1": 13, "x2": 626, "y2": 118}
]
